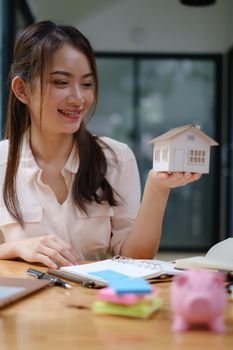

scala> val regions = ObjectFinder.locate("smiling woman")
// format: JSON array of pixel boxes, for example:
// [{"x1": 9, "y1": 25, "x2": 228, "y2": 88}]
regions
[
  {"x1": 0, "y1": 20, "x2": 201, "y2": 269},
  {"x1": 13, "y1": 45, "x2": 95, "y2": 136}
]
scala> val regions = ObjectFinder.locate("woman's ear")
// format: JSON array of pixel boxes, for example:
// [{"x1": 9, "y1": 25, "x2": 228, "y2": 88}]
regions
[{"x1": 11, "y1": 76, "x2": 30, "y2": 104}]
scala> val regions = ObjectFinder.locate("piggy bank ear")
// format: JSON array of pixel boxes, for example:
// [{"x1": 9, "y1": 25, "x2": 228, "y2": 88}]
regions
[{"x1": 175, "y1": 274, "x2": 188, "y2": 286}]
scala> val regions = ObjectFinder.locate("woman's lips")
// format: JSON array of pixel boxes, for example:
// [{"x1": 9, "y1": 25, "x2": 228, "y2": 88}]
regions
[{"x1": 58, "y1": 109, "x2": 82, "y2": 120}]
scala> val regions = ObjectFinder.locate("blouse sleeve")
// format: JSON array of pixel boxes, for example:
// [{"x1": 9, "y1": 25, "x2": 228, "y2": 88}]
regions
[{"x1": 105, "y1": 142, "x2": 141, "y2": 256}]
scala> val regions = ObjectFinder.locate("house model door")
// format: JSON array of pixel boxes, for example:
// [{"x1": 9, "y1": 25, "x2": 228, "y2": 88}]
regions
[{"x1": 174, "y1": 148, "x2": 185, "y2": 171}]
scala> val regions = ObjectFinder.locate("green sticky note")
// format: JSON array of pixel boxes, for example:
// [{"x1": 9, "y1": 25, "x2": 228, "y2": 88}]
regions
[{"x1": 93, "y1": 296, "x2": 163, "y2": 319}]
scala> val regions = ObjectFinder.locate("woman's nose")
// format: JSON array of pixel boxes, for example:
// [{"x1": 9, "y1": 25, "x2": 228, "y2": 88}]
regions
[{"x1": 68, "y1": 87, "x2": 84, "y2": 106}]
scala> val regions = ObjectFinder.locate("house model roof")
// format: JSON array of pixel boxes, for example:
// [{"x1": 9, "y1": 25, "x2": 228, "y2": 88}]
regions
[{"x1": 149, "y1": 124, "x2": 219, "y2": 146}]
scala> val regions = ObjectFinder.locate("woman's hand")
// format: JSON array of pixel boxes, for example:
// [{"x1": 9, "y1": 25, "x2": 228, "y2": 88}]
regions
[
  {"x1": 121, "y1": 170, "x2": 201, "y2": 259},
  {"x1": 147, "y1": 170, "x2": 201, "y2": 192},
  {"x1": 13, "y1": 235, "x2": 80, "y2": 269}
]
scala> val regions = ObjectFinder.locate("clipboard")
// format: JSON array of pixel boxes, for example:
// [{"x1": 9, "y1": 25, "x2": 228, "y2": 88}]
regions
[{"x1": 0, "y1": 277, "x2": 50, "y2": 308}]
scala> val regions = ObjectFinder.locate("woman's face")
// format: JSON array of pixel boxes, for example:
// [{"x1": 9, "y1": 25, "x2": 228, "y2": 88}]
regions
[{"x1": 26, "y1": 44, "x2": 95, "y2": 136}]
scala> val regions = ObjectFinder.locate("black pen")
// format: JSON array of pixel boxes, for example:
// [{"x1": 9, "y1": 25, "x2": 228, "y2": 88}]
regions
[{"x1": 27, "y1": 268, "x2": 72, "y2": 289}]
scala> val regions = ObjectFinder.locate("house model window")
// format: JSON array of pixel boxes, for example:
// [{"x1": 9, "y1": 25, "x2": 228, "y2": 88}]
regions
[
  {"x1": 188, "y1": 149, "x2": 206, "y2": 165},
  {"x1": 154, "y1": 150, "x2": 160, "y2": 162},
  {"x1": 149, "y1": 124, "x2": 218, "y2": 174},
  {"x1": 162, "y1": 148, "x2": 168, "y2": 162}
]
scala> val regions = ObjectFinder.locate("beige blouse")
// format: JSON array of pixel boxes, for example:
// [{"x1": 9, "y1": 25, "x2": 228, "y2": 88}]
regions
[{"x1": 0, "y1": 132, "x2": 141, "y2": 260}]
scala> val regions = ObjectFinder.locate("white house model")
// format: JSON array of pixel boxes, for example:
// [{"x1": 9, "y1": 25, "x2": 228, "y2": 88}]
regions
[{"x1": 150, "y1": 124, "x2": 219, "y2": 174}]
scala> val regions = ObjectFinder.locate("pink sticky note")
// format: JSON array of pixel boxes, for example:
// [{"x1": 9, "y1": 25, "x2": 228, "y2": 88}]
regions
[{"x1": 98, "y1": 287, "x2": 157, "y2": 305}]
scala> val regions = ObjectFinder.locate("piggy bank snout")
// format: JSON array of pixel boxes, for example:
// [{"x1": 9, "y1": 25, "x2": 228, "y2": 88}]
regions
[
  {"x1": 173, "y1": 291, "x2": 225, "y2": 323},
  {"x1": 185, "y1": 296, "x2": 212, "y2": 318}
]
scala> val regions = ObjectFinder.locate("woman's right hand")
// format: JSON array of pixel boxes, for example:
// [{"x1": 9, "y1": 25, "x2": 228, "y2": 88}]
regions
[{"x1": 13, "y1": 234, "x2": 80, "y2": 269}]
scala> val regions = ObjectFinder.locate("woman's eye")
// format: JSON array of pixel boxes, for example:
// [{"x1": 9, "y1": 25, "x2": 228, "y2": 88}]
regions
[
  {"x1": 80, "y1": 81, "x2": 94, "y2": 89},
  {"x1": 53, "y1": 80, "x2": 68, "y2": 87}
]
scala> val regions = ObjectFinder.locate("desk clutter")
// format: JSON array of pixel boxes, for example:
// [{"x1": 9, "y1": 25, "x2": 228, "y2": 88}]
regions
[
  {"x1": 91, "y1": 268, "x2": 228, "y2": 332},
  {"x1": 90, "y1": 268, "x2": 229, "y2": 333},
  {"x1": 47, "y1": 254, "x2": 231, "y2": 330},
  {"x1": 0, "y1": 259, "x2": 231, "y2": 334},
  {"x1": 1, "y1": 260, "x2": 233, "y2": 348}
]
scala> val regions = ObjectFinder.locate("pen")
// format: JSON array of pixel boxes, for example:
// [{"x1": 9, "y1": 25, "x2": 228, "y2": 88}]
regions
[
  {"x1": 226, "y1": 282, "x2": 233, "y2": 294},
  {"x1": 47, "y1": 268, "x2": 106, "y2": 288},
  {"x1": 81, "y1": 281, "x2": 97, "y2": 288},
  {"x1": 27, "y1": 268, "x2": 72, "y2": 289}
]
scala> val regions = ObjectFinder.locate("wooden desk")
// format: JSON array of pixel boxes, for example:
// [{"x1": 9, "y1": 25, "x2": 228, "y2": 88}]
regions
[{"x1": 0, "y1": 260, "x2": 232, "y2": 350}]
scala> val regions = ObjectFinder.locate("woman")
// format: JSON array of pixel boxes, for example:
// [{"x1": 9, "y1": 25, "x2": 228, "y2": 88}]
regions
[{"x1": 0, "y1": 21, "x2": 200, "y2": 269}]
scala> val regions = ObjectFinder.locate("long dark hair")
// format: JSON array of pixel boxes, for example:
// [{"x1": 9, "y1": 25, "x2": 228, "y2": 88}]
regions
[{"x1": 3, "y1": 20, "x2": 118, "y2": 226}]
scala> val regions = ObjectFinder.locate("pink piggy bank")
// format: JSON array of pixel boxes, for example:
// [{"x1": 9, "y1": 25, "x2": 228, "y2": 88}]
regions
[{"x1": 170, "y1": 269, "x2": 226, "y2": 332}]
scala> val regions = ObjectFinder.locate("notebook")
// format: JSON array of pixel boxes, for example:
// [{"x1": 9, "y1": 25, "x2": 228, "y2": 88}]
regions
[
  {"x1": 175, "y1": 238, "x2": 233, "y2": 272},
  {"x1": 48, "y1": 256, "x2": 183, "y2": 287},
  {"x1": 0, "y1": 277, "x2": 50, "y2": 308}
]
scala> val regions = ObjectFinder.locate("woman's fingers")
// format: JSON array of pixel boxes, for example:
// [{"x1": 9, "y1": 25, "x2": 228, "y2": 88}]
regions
[
  {"x1": 33, "y1": 252, "x2": 58, "y2": 270},
  {"x1": 175, "y1": 172, "x2": 201, "y2": 187},
  {"x1": 157, "y1": 171, "x2": 201, "y2": 188},
  {"x1": 46, "y1": 235, "x2": 80, "y2": 265},
  {"x1": 148, "y1": 170, "x2": 201, "y2": 191},
  {"x1": 16, "y1": 235, "x2": 81, "y2": 268},
  {"x1": 38, "y1": 245, "x2": 74, "y2": 268}
]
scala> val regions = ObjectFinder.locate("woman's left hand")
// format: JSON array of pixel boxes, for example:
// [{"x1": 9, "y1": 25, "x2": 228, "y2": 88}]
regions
[{"x1": 147, "y1": 170, "x2": 201, "y2": 191}]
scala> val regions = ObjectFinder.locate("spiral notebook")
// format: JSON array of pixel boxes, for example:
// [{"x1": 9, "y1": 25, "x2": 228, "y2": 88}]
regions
[{"x1": 48, "y1": 256, "x2": 183, "y2": 287}]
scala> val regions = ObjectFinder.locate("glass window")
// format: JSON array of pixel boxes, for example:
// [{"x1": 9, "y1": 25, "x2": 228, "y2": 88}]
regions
[
  {"x1": 0, "y1": 1, "x2": 34, "y2": 139},
  {"x1": 227, "y1": 48, "x2": 233, "y2": 238},
  {"x1": 89, "y1": 55, "x2": 220, "y2": 250},
  {"x1": 0, "y1": 0, "x2": 2, "y2": 137},
  {"x1": 88, "y1": 58, "x2": 134, "y2": 148}
]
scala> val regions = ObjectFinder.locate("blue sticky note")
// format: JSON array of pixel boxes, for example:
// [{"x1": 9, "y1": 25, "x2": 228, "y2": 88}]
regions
[
  {"x1": 89, "y1": 270, "x2": 129, "y2": 283},
  {"x1": 109, "y1": 277, "x2": 153, "y2": 294}
]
